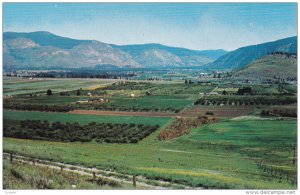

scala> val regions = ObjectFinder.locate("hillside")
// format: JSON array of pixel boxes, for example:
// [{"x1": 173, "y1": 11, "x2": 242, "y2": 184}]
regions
[
  {"x1": 113, "y1": 44, "x2": 227, "y2": 67},
  {"x1": 3, "y1": 31, "x2": 226, "y2": 70},
  {"x1": 3, "y1": 32, "x2": 140, "y2": 70},
  {"x1": 4, "y1": 31, "x2": 91, "y2": 49},
  {"x1": 233, "y1": 53, "x2": 297, "y2": 82},
  {"x1": 206, "y1": 36, "x2": 297, "y2": 71}
]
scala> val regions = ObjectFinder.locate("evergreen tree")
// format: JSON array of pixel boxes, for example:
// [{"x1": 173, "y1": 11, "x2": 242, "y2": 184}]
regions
[{"x1": 76, "y1": 89, "x2": 81, "y2": 96}]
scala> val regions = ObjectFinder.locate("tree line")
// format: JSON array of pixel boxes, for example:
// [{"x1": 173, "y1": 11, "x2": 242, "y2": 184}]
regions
[
  {"x1": 94, "y1": 104, "x2": 181, "y2": 113},
  {"x1": 4, "y1": 102, "x2": 74, "y2": 112},
  {"x1": 194, "y1": 95, "x2": 297, "y2": 106}
]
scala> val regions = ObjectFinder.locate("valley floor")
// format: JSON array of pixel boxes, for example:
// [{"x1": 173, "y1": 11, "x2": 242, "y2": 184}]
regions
[{"x1": 3, "y1": 78, "x2": 297, "y2": 189}]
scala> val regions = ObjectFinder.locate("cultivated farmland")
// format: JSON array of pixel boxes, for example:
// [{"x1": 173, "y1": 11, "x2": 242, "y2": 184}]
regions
[{"x1": 3, "y1": 77, "x2": 297, "y2": 189}]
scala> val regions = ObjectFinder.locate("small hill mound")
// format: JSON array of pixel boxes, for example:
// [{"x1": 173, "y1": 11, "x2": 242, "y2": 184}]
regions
[
  {"x1": 233, "y1": 52, "x2": 297, "y2": 83},
  {"x1": 205, "y1": 36, "x2": 297, "y2": 71}
]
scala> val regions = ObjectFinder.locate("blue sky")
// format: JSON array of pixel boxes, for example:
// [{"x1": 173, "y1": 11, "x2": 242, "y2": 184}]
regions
[{"x1": 3, "y1": 3, "x2": 297, "y2": 51}]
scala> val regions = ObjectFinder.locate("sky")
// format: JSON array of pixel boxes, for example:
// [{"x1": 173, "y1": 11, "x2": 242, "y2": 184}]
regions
[{"x1": 3, "y1": 3, "x2": 297, "y2": 51}]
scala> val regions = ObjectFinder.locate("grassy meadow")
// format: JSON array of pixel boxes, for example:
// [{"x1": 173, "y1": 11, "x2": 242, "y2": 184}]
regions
[{"x1": 3, "y1": 118, "x2": 297, "y2": 189}]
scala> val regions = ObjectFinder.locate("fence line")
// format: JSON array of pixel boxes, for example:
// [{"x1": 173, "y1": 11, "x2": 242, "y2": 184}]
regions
[{"x1": 256, "y1": 161, "x2": 297, "y2": 185}]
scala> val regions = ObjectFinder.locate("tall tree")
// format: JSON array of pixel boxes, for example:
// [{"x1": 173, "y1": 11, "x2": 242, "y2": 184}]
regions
[{"x1": 76, "y1": 89, "x2": 81, "y2": 96}]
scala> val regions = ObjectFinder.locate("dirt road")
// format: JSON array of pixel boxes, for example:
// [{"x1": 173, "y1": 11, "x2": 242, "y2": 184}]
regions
[{"x1": 4, "y1": 152, "x2": 194, "y2": 189}]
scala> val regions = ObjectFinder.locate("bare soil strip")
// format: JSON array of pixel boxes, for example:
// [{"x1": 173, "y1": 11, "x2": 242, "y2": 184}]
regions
[
  {"x1": 68, "y1": 110, "x2": 177, "y2": 118},
  {"x1": 180, "y1": 105, "x2": 256, "y2": 118}
]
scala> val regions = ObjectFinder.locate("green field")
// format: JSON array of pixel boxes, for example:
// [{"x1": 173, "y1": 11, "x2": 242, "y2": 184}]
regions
[
  {"x1": 102, "y1": 81, "x2": 215, "y2": 96},
  {"x1": 4, "y1": 110, "x2": 171, "y2": 126},
  {"x1": 4, "y1": 79, "x2": 215, "y2": 112},
  {"x1": 7, "y1": 96, "x2": 84, "y2": 105},
  {"x1": 104, "y1": 95, "x2": 193, "y2": 112},
  {"x1": 3, "y1": 118, "x2": 297, "y2": 189},
  {"x1": 177, "y1": 119, "x2": 297, "y2": 170},
  {"x1": 3, "y1": 77, "x2": 114, "y2": 96},
  {"x1": 279, "y1": 84, "x2": 297, "y2": 94},
  {"x1": 3, "y1": 77, "x2": 297, "y2": 189}
]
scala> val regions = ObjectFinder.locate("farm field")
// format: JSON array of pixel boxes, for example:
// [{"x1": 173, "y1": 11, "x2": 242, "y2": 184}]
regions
[
  {"x1": 4, "y1": 79, "x2": 216, "y2": 113},
  {"x1": 216, "y1": 83, "x2": 290, "y2": 95},
  {"x1": 3, "y1": 77, "x2": 298, "y2": 189},
  {"x1": 4, "y1": 110, "x2": 171, "y2": 126},
  {"x1": 3, "y1": 77, "x2": 115, "y2": 96},
  {"x1": 5, "y1": 93, "x2": 194, "y2": 110},
  {"x1": 180, "y1": 105, "x2": 257, "y2": 118},
  {"x1": 7, "y1": 78, "x2": 296, "y2": 114},
  {"x1": 68, "y1": 110, "x2": 177, "y2": 117},
  {"x1": 195, "y1": 95, "x2": 297, "y2": 106},
  {"x1": 101, "y1": 95, "x2": 193, "y2": 112},
  {"x1": 3, "y1": 117, "x2": 297, "y2": 189}
]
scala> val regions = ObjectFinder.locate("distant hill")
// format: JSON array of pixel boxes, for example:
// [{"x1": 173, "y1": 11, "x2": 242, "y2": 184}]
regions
[
  {"x1": 3, "y1": 32, "x2": 139, "y2": 70},
  {"x1": 205, "y1": 36, "x2": 297, "y2": 71},
  {"x1": 233, "y1": 53, "x2": 297, "y2": 82},
  {"x1": 4, "y1": 31, "x2": 91, "y2": 49},
  {"x1": 3, "y1": 31, "x2": 227, "y2": 70},
  {"x1": 112, "y1": 44, "x2": 227, "y2": 67}
]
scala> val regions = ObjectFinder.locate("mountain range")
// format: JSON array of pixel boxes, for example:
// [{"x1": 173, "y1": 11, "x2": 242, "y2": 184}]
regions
[
  {"x1": 3, "y1": 31, "x2": 227, "y2": 71},
  {"x1": 112, "y1": 44, "x2": 227, "y2": 67},
  {"x1": 3, "y1": 31, "x2": 297, "y2": 72}
]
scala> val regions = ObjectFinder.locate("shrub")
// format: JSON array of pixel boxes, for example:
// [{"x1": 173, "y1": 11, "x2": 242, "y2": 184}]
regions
[{"x1": 46, "y1": 89, "x2": 52, "y2": 96}]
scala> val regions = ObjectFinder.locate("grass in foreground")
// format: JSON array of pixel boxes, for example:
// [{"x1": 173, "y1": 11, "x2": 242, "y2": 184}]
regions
[
  {"x1": 3, "y1": 159, "x2": 129, "y2": 189},
  {"x1": 3, "y1": 118, "x2": 297, "y2": 189},
  {"x1": 174, "y1": 119, "x2": 297, "y2": 176}
]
